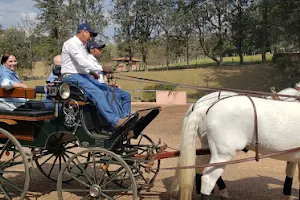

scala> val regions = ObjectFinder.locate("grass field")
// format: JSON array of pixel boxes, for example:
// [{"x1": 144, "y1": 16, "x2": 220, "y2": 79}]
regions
[
  {"x1": 146, "y1": 54, "x2": 273, "y2": 70},
  {"x1": 25, "y1": 62, "x2": 289, "y2": 102}
]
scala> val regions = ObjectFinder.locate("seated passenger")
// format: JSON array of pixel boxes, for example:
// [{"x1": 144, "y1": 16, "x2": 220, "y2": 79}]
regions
[
  {"x1": 0, "y1": 53, "x2": 45, "y2": 111},
  {"x1": 86, "y1": 41, "x2": 131, "y2": 117},
  {"x1": 42, "y1": 55, "x2": 61, "y2": 110},
  {"x1": 61, "y1": 23, "x2": 127, "y2": 128}
]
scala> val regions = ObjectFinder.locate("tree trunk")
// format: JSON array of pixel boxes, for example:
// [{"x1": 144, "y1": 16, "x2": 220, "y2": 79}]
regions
[
  {"x1": 239, "y1": 52, "x2": 244, "y2": 65},
  {"x1": 128, "y1": 49, "x2": 133, "y2": 72},
  {"x1": 238, "y1": 0, "x2": 244, "y2": 65},
  {"x1": 261, "y1": 0, "x2": 268, "y2": 63},
  {"x1": 210, "y1": 56, "x2": 220, "y2": 66},
  {"x1": 166, "y1": 36, "x2": 170, "y2": 70},
  {"x1": 262, "y1": 52, "x2": 266, "y2": 63},
  {"x1": 219, "y1": 54, "x2": 223, "y2": 66},
  {"x1": 186, "y1": 37, "x2": 189, "y2": 67},
  {"x1": 143, "y1": 54, "x2": 148, "y2": 71}
]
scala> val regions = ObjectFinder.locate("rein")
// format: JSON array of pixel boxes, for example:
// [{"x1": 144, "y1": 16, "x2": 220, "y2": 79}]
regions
[
  {"x1": 158, "y1": 146, "x2": 300, "y2": 170},
  {"x1": 117, "y1": 74, "x2": 300, "y2": 100}
]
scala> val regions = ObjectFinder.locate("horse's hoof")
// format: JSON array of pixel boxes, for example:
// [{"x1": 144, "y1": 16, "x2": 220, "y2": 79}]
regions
[
  {"x1": 284, "y1": 195, "x2": 293, "y2": 200},
  {"x1": 219, "y1": 188, "x2": 230, "y2": 199},
  {"x1": 200, "y1": 194, "x2": 215, "y2": 200}
]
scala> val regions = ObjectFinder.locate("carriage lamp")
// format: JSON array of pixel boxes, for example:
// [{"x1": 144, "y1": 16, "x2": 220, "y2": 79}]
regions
[{"x1": 59, "y1": 83, "x2": 71, "y2": 100}]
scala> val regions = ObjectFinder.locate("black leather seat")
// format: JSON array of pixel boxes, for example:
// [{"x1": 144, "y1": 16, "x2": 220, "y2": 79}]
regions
[
  {"x1": 69, "y1": 85, "x2": 89, "y2": 102},
  {"x1": 0, "y1": 109, "x2": 54, "y2": 117}
]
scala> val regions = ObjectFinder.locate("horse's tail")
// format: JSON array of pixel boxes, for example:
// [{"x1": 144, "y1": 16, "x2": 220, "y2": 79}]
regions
[{"x1": 170, "y1": 105, "x2": 206, "y2": 200}]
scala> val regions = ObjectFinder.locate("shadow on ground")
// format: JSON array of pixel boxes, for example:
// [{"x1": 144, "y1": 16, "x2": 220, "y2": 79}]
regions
[{"x1": 146, "y1": 175, "x2": 297, "y2": 200}]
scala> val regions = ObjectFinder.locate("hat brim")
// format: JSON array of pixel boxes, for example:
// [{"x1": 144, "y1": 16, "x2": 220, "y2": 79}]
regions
[
  {"x1": 98, "y1": 44, "x2": 105, "y2": 49},
  {"x1": 91, "y1": 32, "x2": 98, "y2": 37},
  {"x1": 94, "y1": 44, "x2": 105, "y2": 49}
]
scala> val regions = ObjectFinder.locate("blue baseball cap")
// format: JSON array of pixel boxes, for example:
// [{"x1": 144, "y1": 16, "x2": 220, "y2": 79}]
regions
[
  {"x1": 87, "y1": 41, "x2": 105, "y2": 51},
  {"x1": 77, "y1": 23, "x2": 98, "y2": 37}
]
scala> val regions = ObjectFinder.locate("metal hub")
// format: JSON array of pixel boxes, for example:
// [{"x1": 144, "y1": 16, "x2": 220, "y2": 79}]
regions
[{"x1": 89, "y1": 184, "x2": 102, "y2": 197}]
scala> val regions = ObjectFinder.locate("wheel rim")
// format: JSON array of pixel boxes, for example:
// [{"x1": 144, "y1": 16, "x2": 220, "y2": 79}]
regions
[
  {"x1": 57, "y1": 148, "x2": 137, "y2": 200},
  {"x1": 34, "y1": 132, "x2": 81, "y2": 182},
  {"x1": 0, "y1": 128, "x2": 30, "y2": 200}
]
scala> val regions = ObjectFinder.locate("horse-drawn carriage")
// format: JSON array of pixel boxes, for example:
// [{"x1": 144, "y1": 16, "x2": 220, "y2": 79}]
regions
[{"x1": 0, "y1": 68, "x2": 163, "y2": 199}]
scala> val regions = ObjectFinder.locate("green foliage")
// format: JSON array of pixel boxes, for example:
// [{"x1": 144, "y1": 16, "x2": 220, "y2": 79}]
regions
[
  {"x1": 274, "y1": 56, "x2": 300, "y2": 86},
  {"x1": 32, "y1": 0, "x2": 108, "y2": 63},
  {"x1": 0, "y1": 27, "x2": 32, "y2": 69},
  {"x1": 142, "y1": 84, "x2": 176, "y2": 102}
]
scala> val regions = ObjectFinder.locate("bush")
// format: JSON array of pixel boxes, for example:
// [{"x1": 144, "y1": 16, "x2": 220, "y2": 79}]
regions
[{"x1": 142, "y1": 84, "x2": 176, "y2": 102}]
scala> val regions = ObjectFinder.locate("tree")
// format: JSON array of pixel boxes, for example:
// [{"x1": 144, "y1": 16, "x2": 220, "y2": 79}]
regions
[
  {"x1": 67, "y1": 0, "x2": 108, "y2": 38},
  {"x1": 133, "y1": 0, "x2": 160, "y2": 71},
  {"x1": 112, "y1": 0, "x2": 137, "y2": 71},
  {"x1": 33, "y1": 0, "x2": 108, "y2": 62},
  {"x1": 193, "y1": 0, "x2": 231, "y2": 66},
  {"x1": 157, "y1": 0, "x2": 177, "y2": 70},
  {"x1": 230, "y1": 0, "x2": 251, "y2": 64},
  {"x1": 0, "y1": 28, "x2": 32, "y2": 70}
]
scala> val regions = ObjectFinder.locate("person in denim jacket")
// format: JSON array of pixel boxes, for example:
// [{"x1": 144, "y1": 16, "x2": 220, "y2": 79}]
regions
[{"x1": 0, "y1": 53, "x2": 45, "y2": 111}]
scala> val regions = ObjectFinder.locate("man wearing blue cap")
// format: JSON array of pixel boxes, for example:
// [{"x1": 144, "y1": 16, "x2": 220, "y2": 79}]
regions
[
  {"x1": 61, "y1": 23, "x2": 127, "y2": 128},
  {"x1": 87, "y1": 41, "x2": 131, "y2": 117}
]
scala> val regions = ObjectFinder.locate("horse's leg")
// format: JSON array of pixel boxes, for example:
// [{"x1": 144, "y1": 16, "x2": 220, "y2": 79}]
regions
[
  {"x1": 195, "y1": 155, "x2": 229, "y2": 199},
  {"x1": 195, "y1": 155, "x2": 210, "y2": 194},
  {"x1": 200, "y1": 154, "x2": 233, "y2": 200},
  {"x1": 283, "y1": 162, "x2": 296, "y2": 200}
]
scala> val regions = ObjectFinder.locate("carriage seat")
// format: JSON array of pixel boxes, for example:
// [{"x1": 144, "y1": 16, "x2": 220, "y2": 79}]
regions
[{"x1": 0, "y1": 87, "x2": 55, "y2": 121}]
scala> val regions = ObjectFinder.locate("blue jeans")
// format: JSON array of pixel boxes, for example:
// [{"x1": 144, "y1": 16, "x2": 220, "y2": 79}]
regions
[
  {"x1": 113, "y1": 87, "x2": 131, "y2": 117},
  {"x1": 88, "y1": 78, "x2": 131, "y2": 118},
  {"x1": 42, "y1": 97, "x2": 55, "y2": 110},
  {"x1": 63, "y1": 74, "x2": 120, "y2": 127}
]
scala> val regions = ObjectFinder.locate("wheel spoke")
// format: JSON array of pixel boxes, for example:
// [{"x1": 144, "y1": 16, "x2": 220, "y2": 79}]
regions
[
  {"x1": 0, "y1": 139, "x2": 12, "y2": 158},
  {"x1": 0, "y1": 175, "x2": 23, "y2": 192},
  {"x1": 101, "y1": 167, "x2": 127, "y2": 188},
  {"x1": 48, "y1": 156, "x2": 58, "y2": 177},
  {"x1": 79, "y1": 194, "x2": 90, "y2": 200},
  {"x1": 0, "y1": 184, "x2": 12, "y2": 200},
  {"x1": 101, "y1": 192, "x2": 115, "y2": 200},
  {"x1": 65, "y1": 144, "x2": 78, "y2": 150},
  {"x1": 65, "y1": 150, "x2": 88, "y2": 159},
  {"x1": 97, "y1": 157, "x2": 112, "y2": 185},
  {"x1": 39, "y1": 154, "x2": 55, "y2": 167},
  {"x1": 62, "y1": 188, "x2": 90, "y2": 193},
  {"x1": 74, "y1": 157, "x2": 94, "y2": 185},
  {"x1": 58, "y1": 149, "x2": 137, "y2": 200},
  {"x1": 103, "y1": 188, "x2": 133, "y2": 193},
  {"x1": 0, "y1": 153, "x2": 21, "y2": 168},
  {"x1": 59, "y1": 156, "x2": 62, "y2": 171},
  {"x1": 64, "y1": 171, "x2": 91, "y2": 188},
  {"x1": 93, "y1": 152, "x2": 97, "y2": 183}
]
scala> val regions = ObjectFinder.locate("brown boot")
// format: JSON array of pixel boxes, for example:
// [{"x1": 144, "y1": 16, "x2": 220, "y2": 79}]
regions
[
  {"x1": 127, "y1": 130, "x2": 134, "y2": 139},
  {"x1": 116, "y1": 118, "x2": 127, "y2": 128}
]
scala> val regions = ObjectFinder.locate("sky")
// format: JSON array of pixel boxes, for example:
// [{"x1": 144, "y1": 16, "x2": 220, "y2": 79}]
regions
[{"x1": 0, "y1": 0, "x2": 115, "y2": 38}]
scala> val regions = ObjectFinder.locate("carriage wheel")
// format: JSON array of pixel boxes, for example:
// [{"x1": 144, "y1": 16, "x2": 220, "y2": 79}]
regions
[
  {"x1": 111, "y1": 134, "x2": 160, "y2": 191},
  {"x1": 34, "y1": 131, "x2": 82, "y2": 182},
  {"x1": 0, "y1": 127, "x2": 30, "y2": 200},
  {"x1": 57, "y1": 148, "x2": 137, "y2": 200},
  {"x1": 128, "y1": 134, "x2": 160, "y2": 190}
]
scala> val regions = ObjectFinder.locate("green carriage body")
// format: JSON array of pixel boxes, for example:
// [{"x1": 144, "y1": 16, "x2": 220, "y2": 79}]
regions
[{"x1": 0, "y1": 85, "x2": 161, "y2": 200}]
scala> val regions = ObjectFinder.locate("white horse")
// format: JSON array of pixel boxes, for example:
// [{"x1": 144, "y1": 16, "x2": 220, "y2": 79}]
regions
[{"x1": 170, "y1": 87, "x2": 300, "y2": 200}]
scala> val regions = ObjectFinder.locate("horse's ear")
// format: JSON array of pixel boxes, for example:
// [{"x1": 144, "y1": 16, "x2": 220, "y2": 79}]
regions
[{"x1": 295, "y1": 82, "x2": 300, "y2": 88}]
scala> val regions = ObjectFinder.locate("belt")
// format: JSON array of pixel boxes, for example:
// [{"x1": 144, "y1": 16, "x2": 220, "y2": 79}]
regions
[{"x1": 62, "y1": 73, "x2": 72, "y2": 77}]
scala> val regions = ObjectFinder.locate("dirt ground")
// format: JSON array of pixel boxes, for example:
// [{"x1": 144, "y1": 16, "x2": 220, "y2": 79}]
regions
[{"x1": 12, "y1": 104, "x2": 300, "y2": 199}]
